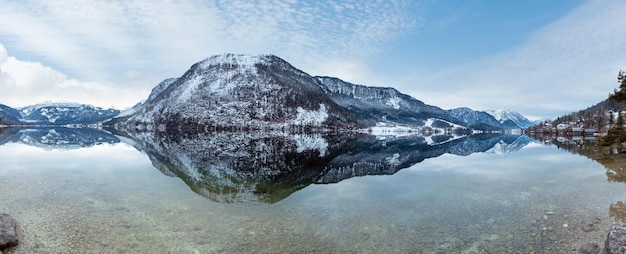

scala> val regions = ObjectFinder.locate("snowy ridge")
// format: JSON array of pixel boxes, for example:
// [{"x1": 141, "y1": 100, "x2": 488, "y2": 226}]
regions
[
  {"x1": 11, "y1": 102, "x2": 121, "y2": 125},
  {"x1": 447, "y1": 107, "x2": 502, "y2": 127},
  {"x1": 486, "y1": 109, "x2": 533, "y2": 129},
  {"x1": 314, "y1": 76, "x2": 466, "y2": 128},
  {"x1": 19, "y1": 101, "x2": 85, "y2": 115}
]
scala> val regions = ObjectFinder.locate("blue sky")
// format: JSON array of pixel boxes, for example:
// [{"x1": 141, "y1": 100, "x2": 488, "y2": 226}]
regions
[{"x1": 0, "y1": 0, "x2": 624, "y2": 120}]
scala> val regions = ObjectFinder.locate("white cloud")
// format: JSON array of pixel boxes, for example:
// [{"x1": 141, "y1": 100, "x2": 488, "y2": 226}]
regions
[
  {"x1": 0, "y1": 43, "x2": 157, "y2": 109},
  {"x1": 399, "y1": 0, "x2": 626, "y2": 118},
  {"x1": 0, "y1": 0, "x2": 420, "y2": 108}
]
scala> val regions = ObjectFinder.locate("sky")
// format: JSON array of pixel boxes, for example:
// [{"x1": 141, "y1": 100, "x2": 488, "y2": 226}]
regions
[{"x1": 0, "y1": 0, "x2": 625, "y2": 120}]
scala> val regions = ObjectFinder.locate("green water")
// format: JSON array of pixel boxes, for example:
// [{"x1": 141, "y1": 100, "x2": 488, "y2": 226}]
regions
[{"x1": 1, "y1": 137, "x2": 625, "y2": 253}]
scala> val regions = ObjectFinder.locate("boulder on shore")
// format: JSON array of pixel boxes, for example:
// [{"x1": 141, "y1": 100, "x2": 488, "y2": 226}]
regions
[
  {"x1": 605, "y1": 223, "x2": 626, "y2": 253},
  {"x1": 0, "y1": 213, "x2": 18, "y2": 249}
]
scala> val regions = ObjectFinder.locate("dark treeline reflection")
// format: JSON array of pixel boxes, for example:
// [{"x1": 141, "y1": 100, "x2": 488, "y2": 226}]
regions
[
  {"x1": 530, "y1": 133, "x2": 626, "y2": 223},
  {"x1": 1, "y1": 127, "x2": 534, "y2": 203}
]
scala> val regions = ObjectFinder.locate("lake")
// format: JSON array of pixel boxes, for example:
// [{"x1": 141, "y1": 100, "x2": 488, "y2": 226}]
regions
[{"x1": 1, "y1": 128, "x2": 625, "y2": 253}]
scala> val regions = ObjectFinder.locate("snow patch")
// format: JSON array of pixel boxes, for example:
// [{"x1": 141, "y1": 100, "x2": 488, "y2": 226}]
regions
[
  {"x1": 293, "y1": 104, "x2": 328, "y2": 127},
  {"x1": 386, "y1": 97, "x2": 401, "y2": 109}
]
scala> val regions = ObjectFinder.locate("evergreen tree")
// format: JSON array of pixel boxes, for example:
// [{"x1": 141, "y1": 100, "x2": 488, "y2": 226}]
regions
[{"x1": 609, "y1": 70, "x2": 626, "y2": 102}]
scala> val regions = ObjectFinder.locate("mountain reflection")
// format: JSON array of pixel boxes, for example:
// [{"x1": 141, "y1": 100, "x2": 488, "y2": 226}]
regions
[
  {"x1": 0, "y1": 127, "x2": 535, "y2": 204},
  {"x1": 117, "y1": 130, "x2": 533, "y2": 203},
  {"x1": 0, "y1": 127, "x2": 119, "y2": 149}
]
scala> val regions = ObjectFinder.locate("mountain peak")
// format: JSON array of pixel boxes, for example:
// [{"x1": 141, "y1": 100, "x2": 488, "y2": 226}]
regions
[
  {"x1": 196, "y1": 54, "x2": 284, "y2": 71},
  {"x1": 486, "y1": 109, "x2": 533, "y2": 128}
]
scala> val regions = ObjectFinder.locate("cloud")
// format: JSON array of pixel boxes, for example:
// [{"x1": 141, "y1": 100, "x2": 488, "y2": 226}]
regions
[
  {"x1": 0, "y1": 43, "x2": 158, "y2": 109},
  {"x1": 399, "y1": 0, "x2": 626, "y2": 118},
  {"x1": 0, "y1": 0, "x2": 421, "y2": 108},
  {"x1": 382, "y1": 1, "x2": 626, "y2": 117}
]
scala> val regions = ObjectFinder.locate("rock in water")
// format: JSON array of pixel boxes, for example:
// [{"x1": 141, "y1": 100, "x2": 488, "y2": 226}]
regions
[
  {"x1": 605, "y1": 223, "x2": 626, "y2": 253},
  {"x1": 579, "y1": 243, "x2": 600, "y2": 254},
  {"x1": 0, "y1": 213, "x2": 18, "y2": 248}
]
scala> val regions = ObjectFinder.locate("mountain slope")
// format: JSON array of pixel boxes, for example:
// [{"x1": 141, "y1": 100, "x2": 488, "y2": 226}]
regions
[
  {"x1": 18, "y1": 102, "x2": 120, "y2": 125},
  {"x1": 0, "y1": 104, "x2": 22, "y2": 125},
  {"x1": 486, "y1": 109, "x2": 533, "y2": 129},
  {"x1": 111, "y1": 54, "x2": 358, "y2": 131},
  {"x1": 315, "y1": 76, "x2": 466, "y2": 127},
  {"x1": 447, "y1": 107, "x2": 501, "y2": 129},
  {"x1": 1, "y1": 103, "x2": 120, "y2": 125}
]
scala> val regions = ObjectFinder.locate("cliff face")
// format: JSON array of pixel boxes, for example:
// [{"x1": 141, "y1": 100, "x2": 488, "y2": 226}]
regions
[{"x1": 315, "y1": 76, "x2": 465, "y2": 127}]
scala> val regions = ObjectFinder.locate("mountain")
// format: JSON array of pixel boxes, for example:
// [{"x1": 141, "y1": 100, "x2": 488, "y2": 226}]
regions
[
  {"x1": 0, "y1": 104, "x2": 22, "y2": 125},
  {"x1": 446, "y1": 107, "x2": 502, "y2": 130},
  {"x1": 111, "y1": 54, "x2": 468, "y2": 132},
  {"x1": 315, "y1": 76, "x2": 466, "y2": 127},
  {"x1": 486, "y1": 109, "x2": 534, "y2": 129},
  {"x1": 111, "y1": 54, "x2": 361, "y2": 132},
  {"x1": 0, "y1": 102, "x2": 120, "y2": 125},
  {"x1": 18, "y1": 102, "x2": 120, "y2": 125}
]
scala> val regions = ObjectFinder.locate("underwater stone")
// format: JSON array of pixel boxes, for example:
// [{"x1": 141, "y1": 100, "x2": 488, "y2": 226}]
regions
[
  {"x1": 591, "y1": 217, "x2": 601, "y2": 224},
  {"x1": 582, "y1": 223, "x2": 595, "y2": 232},
  {"x1": 579, "y1": 243, "x2": 600, "y2": 254},
  {"x1": 0, "y1": 213, "x2": 18, "y2": 248}
]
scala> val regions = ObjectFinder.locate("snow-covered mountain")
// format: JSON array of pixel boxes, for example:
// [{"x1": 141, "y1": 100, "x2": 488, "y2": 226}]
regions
[
  {"x1": 446, "y1": 107, "x2": 533, "y2": 130},
  {"x1": 111, "y1": 54, "x2": 357, "y2": 131},
  {"x1": 446, "y1": 107, "x2": 502, "y2": 130},
  {"x1": 486, "y1": 109, "x2": 534, "y2": 129},
  {"x1": 0, "y1": 102, "x2": 120, "y2": 125},
  {"x1": 315, "y1": 76, "x2": 465, "y2": 127},
  {"x1": 111, "y1": 54, "x2": 470, "y2": 132},
  {"x1": 0, "y1": 104, "x2": 22, "y2": 125}
]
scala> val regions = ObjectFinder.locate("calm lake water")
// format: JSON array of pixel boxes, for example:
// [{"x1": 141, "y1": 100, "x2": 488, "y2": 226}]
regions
[{"x1": 1, "y1": 128, "x2": 626, "y2": 253}]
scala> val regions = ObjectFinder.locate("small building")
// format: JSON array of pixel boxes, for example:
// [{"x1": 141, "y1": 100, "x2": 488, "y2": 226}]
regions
[
  {"x1": 583, "y1": 128, "x2": 596, "y2": 135},
  {"x1": 570, "y1": 127, "x2": 582, "y2": 136}
]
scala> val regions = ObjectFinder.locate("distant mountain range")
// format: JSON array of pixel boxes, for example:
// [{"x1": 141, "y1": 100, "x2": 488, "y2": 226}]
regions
[
  {"x1": 0, "y1": 102, "x2": 120, "y2": 126},
  {"x1": 447, "y1": 107, "x2": 534, "y2": 130},
  {"x1": 0, "y1": 54, "x2": 534, "y2": 132}
]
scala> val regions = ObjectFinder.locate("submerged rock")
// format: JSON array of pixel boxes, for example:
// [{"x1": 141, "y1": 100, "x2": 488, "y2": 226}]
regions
[
  {"x1": 591, "y1": 217, "x2": 601, "y2": 224},
  {"x1": 582, "y1": 223, "x2": 595, "y2": 232},
  {"x1": 0, "y1": 213, "x2": 18, "y2": 248},
  {"x1": 579, "y1": 243, "x2": 600, "y2": 254},
  {"x1": 605, "y1": 223, "x2": 626, "y2": 253}
]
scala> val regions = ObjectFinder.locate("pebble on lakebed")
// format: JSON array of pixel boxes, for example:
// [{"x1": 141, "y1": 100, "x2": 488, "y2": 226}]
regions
[
  {"x1": 579, "y1": 242, "x2": 600, "y2": 254},
  {"x1": 591, "y1": 217, "x2": 601, "y2": 224},
  {"x1": 582, "y1": 223, "x2": 595, "y2": 232}
]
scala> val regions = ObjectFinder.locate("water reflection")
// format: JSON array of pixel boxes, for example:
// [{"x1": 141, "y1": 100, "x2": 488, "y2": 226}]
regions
[
  {"x1": 531, "y1": 134, "x2": 626, "y2": 223},
  {"x1": 0, "y1": 127, "x2": 119, "y2": 149},
  {"x1": 0, "y1": 127, "x2": 536, "y2": 203},
  {"x1": 4, "y1": 128, "x2": 625, "y2": 252},
  {"x1": 113, "y1": 129, "x2": 533, "y2": 203}
]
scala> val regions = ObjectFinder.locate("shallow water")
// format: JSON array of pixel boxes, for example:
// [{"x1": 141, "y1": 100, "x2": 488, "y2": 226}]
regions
[{"x1": 1, "y1": 131, "x2": 625, "y2": 253}]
